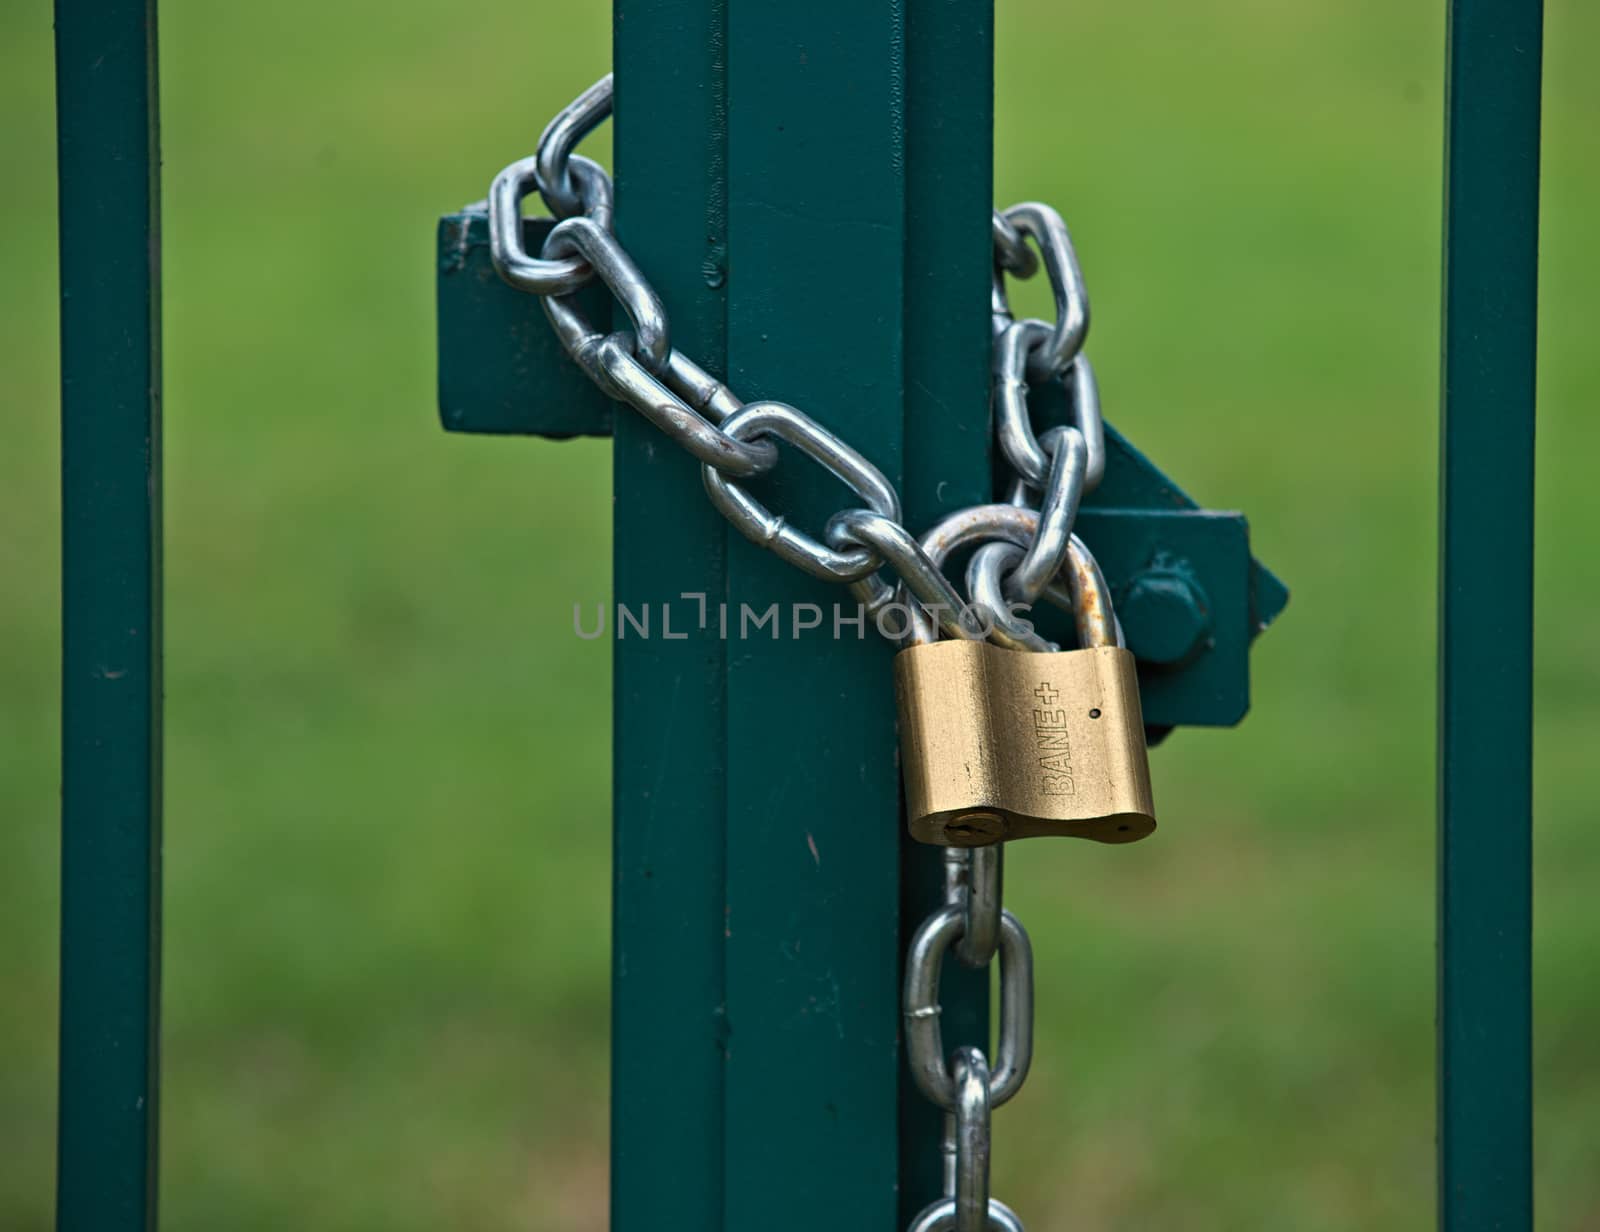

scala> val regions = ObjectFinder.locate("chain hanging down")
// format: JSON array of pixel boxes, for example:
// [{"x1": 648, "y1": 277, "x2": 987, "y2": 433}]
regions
[
  {"x1": 903, "y1": 845, "x2": 1032, "y2": 1232},
  {"x1": 486, "y1": 72, "x2": 1125, "y2": 1231}
]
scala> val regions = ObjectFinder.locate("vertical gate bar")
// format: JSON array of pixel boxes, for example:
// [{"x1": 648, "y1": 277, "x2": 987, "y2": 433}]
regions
[
  {"x1": 898, "y1": 1, "x2": 995, "y2": 1222},
  {"x1": 1437, "y1": 1, "x2": 1541, "y2": 1228},
  {"x1": 722, "y1": 4, "x2": 906, "y2": 1224},
  {"x1": 611, "y1": 4, "x2": 730, "y2": 1228},
  {"x1": 53, "y1": 1, "x2": 164, "y2": 1229}
]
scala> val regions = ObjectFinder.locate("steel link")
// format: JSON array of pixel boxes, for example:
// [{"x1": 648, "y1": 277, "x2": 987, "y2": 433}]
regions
[
  {"x1": 600, "y1": 335, "x2": 748, "y2": 425},
  {"x1": 993, "y1": 319, "x2": 1054, "y2": 488},
  {"x1": 1006, "y1": 425, "x2": 1086, "y2": 605},
  {"x1": 967, "y1": 542, "x2": 1051, "y2": 653},
  {"x1": 905, "y1": 505, "x2": 1038, "y2": 647},
  {"x1": 664, "y1": 349, "x2": 743, "y2": 424},
  {"x1": 1000, "y1": 477, "x2": 1080, "y2": 616},
  {"x1": 911, "y1": 502, "x2": 1118, "y2": 651},
  {"x1": 542, "y1": 217, "x2": 670, "y2": 373},
  {"x1": 534, "y1": 72, "x2": 613, "y2": 219},
  {"x1": 845, "y1": 569, "x2": 901, "y2": 626},
  {"x1": 906, "y1": 1198, "x2": 1026, "y2": 1232},
  {"x1": 827, "y1": 510, "x2": 985, "y2": 642},
  {"x1": 994, "y1": 322, "x2": 1104, "y2": 498},
  {"x1": 703, "y1": 402, "x2": 901, "y2": 583},
  {"x1": 904, "y1": 904, "x2": 1034, "y2": 1111},
  {"x1": 991, "y1": 210, "x2": 1038, "y2": 279},
  {"x1": 998, "y1": 202, "x2": 1088, "y2": 380},
  {"x1": 489, "y1": 154, "x2": 614, "y2": 295},
  {"x1": 952, "y1": 1048, "x2": 993, "y2": 1232},
  {"x1": 949, "y1": 845, "x2": 1002, "y2": 969},
  {"x1": 590, "y1": 339, "x2": 777, "y2": 477},
  {"x1": 1065, "y1": 353, "x2": 1106, "y2": 492},
  {"x1": 908, "y1": 504, "x2": 1072, "y2": 646},
  {"x1": 940, "y1": 1110, "x2": 960, "y2": 1203}
]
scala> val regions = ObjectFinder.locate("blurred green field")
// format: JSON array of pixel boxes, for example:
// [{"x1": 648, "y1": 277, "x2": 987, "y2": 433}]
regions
[{"x1": 3, "y1": 1, "x2": 1596, "y2": 1228}]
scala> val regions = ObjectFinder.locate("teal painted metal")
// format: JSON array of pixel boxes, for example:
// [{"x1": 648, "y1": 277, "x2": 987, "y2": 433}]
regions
[
  {"x1": 54, "y1": 1, "x2": 164, "y2": 1229},
  {"x1": 1082, "y1": 421, "x2": 1289, "y2": 640},
  {"x1": 721, "y1": 5, "x2": 906, "y2": 1223},
  {"x1": 610, "y1": 4, "x2": 730, "y2": 1226},
  {"x1": 1077, "y1": 508, "x2": 1251, "y2": 725},
  {"x1": 1437, "y1": 1, "x2": 1540, "y2": 1228},
  {"x1": 898, "y1": 1, "x2": 994, "y2": 1220},
  {"x1": 436, "y1": 211, "x2": 612, "y2": 437},
  {"x1": 1069, "y1": 420, "x2": 1288, "y2": 730}
]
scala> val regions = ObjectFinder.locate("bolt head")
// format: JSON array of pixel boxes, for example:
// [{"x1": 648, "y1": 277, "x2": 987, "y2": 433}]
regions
[{"x1": 1120, "y1": 570, "x2": 1212, "y2": 667}]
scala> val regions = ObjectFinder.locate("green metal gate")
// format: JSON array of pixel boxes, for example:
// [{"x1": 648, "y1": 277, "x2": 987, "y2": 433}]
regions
[{"x1": 52, "y1": 0, "x2": 1541, "y2": 1227}]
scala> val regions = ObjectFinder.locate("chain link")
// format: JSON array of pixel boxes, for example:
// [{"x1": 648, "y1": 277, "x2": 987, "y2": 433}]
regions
[
  {"x1": 967, "y1": 542, "x2": 1052, "y2": 653},
  {"x1": 533, "y1": 72, "x2": 614, "y2": 219},
  {"x1": 951, "y1": 1047, "x2": 993, "y2": 1232},
  {"x1": 489, "y1": 155, "x2": 612, "y2": 294},
  {"x1": 951, "y1": 845, "x2": 1002, "y2": 969},
  {"x1": 907, "y1": 1198, "x2": 1026, "y2": 1232},
  {"x1": 992, "y1": 202, "x2": 1089, "y2": 382},
  {"x1": 904, "y1": 898, "x2": 1034, "y2": 1113},
  {"x1": 702, "y1": 401, "x2": 901, "y2": 583},
  {"x1": 488, "y1": 73, "x2": 1132, "y2": 1230}
]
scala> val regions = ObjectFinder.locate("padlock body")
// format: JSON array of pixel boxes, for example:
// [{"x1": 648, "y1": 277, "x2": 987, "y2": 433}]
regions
[{"x1": 894, "y1": 639, "x2": 1156, "y2": 846}]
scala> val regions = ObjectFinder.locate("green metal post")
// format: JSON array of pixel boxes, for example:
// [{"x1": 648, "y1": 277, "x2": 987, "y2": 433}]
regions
[
  {"x1": 721, "y1": 5, "x2": 906, "y2": 1224},
  {"x1": 1437, "y1": 1, "x2": 1541, "y2": 1228},
  {"x1": 53, "y1": 1, "x2": 164, "y2": 1229},
  {"x1": 610, "y1": 2, "x2": 993, "y2": 1225},
  {"x1": 610, "y1": 3, "x2": 730, "y2": 1226}
]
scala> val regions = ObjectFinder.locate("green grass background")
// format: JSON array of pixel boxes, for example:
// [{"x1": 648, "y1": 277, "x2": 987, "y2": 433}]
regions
[{"x1": 3, "y1": 1, "x2": 1596, "y2": 1228}]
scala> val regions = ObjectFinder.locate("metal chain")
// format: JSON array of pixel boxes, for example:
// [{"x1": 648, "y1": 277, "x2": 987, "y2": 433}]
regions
[
  {"x1": 488, "y1": 73, "x2": 1110, "y2": 657},
  {"x1": 488, "y1": 73, "x2": 1118, "y2": 1229},
  {"x1": 903, "y1": 846, "x2": 1033, "y2": 1230}
]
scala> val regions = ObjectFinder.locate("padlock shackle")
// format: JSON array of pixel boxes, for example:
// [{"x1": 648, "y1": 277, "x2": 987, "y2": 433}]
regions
[{"x1": 911, "y1": 503, "x2": 1119, "y2": 650}]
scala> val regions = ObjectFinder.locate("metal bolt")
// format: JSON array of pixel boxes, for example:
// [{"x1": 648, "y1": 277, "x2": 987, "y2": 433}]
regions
[{"x1": 1119, "y1": 563, "x2": 1212, "y2": 668}]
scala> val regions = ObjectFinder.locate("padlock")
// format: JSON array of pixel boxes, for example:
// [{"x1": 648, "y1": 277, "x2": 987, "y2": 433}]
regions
[{"x1": 894, "y1": 546, "x2": 1157, "y2": 847}]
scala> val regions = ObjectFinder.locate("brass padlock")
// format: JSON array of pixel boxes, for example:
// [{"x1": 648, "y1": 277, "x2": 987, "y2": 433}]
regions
[{"x1": 894, "y1": 547, "x2": 1157, "y2": 847}]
